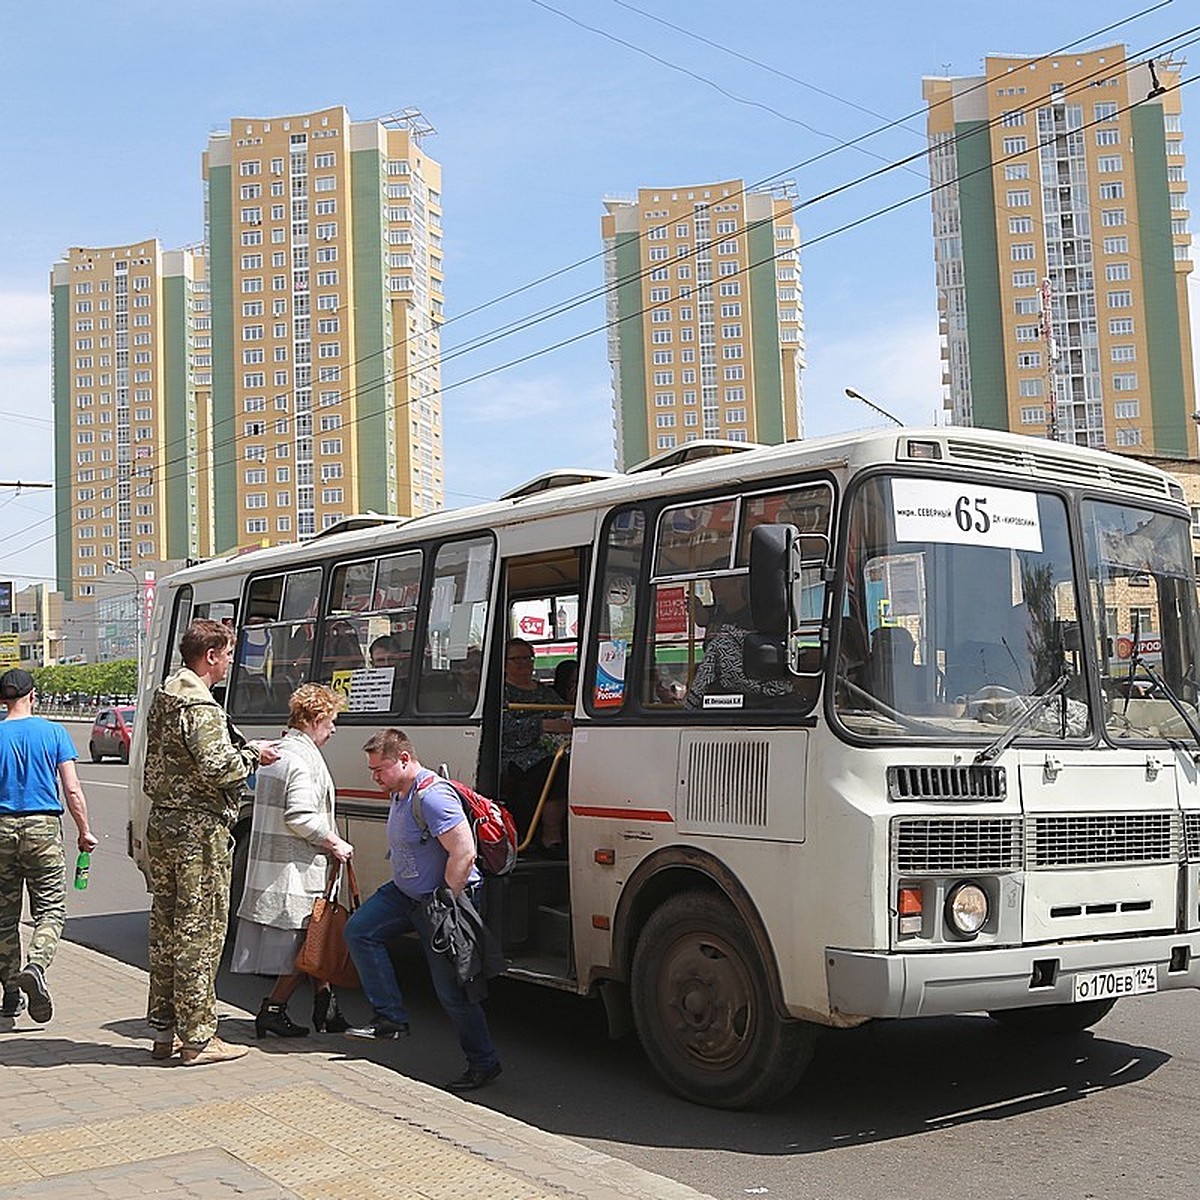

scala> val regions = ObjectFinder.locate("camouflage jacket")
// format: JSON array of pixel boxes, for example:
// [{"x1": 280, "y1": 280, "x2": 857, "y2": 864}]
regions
[{"x1": 142, "y1": 667, "x2": 259, "y2": 827}]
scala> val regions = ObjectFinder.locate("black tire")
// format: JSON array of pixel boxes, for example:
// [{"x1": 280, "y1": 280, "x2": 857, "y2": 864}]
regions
[
  {"x1": 89, "y1": 742, "x2": 103, "y2": 763},
  {"x1": 631, "y1": 890, "x2": 819, "y2": 1109},
  {"x1": 989, "y1": 998, "x2": 1117, "y2": 1035},
  {"x1": 119, "y1": 743, "x2": 129, "y2": 765}
]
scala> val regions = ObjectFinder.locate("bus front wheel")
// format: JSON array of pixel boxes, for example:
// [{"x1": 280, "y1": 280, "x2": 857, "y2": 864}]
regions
[
  {"x1": 631, "y1": 890, "x2": 818, "y2": 1109},
  {"x1": 989, "y1": 998, "x2": 1116, "y2": 1035}
]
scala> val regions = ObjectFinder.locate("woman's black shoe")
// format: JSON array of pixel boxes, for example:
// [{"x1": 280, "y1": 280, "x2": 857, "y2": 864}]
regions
[
  {"x1": 255, "y1": 999, "x2": 309, "y2": 1039},
  {"x1": 312, "y1": 987, "x2": 350, "y2": 1034}
]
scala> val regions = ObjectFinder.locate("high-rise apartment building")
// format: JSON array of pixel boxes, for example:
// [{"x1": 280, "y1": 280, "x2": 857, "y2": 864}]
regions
[
  {"x1": 602, "y1": 179, "x2": 804, "y2": 469},
  {"x1": 924, "y1": 46, "x2": 1194, "y2": 455},
  {"x1": 203, "y1": 106, "x2": 443, "y2": 551},
  {"x1": 51, "y1": 241, "x2": 210, "y2": 599}
]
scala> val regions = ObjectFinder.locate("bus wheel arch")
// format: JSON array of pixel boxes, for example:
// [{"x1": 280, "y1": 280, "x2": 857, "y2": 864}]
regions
[{"x1": 615, "y1": 850, "x2": 818, "y2": 1109}]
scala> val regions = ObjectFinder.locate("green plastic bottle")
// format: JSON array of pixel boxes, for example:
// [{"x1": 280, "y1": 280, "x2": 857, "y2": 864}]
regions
[{"x1": 73, "y1": 851, "x2": 90, "y2": 891}]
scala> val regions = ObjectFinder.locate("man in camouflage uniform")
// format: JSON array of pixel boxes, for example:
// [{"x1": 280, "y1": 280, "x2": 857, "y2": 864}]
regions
[
  {"x1": 0, "y1": 668, "x2": 96, "y2": 1024},
  {"x1": 143, "y1": 619, "x2": 279, "y2": 1066}
]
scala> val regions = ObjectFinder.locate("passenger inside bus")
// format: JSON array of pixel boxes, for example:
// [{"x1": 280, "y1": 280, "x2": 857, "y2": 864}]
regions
[
  {"x1": 322, "y1": 619, "x2": 365, "y2": 676},
  {"x1": 684, "y1": 576, "x2": 793, "y2": 709},
  {"x1": 500, "y1": 636, "x2": 570, "y2": 857}
]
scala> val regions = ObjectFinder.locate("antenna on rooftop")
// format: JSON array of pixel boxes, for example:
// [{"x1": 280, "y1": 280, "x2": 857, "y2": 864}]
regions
[{"x1": 376, "y1": 108, "x2": 436, "y2": 141}]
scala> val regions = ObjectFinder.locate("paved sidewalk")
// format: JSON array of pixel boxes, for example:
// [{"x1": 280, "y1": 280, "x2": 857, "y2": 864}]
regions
[{"x1": 0, "y1": 940, "x2": 717, "y2": 1200}]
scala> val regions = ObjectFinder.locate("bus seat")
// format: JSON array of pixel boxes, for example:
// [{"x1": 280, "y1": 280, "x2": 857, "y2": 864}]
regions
[{"x1": 865, "y1": 626, "x2": 927, "y2": 713}]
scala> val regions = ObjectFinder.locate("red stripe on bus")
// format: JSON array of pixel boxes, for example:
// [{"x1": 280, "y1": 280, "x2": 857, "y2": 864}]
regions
[{"x1": 570, "y1": 806, "x2": 674, "y2": 822}]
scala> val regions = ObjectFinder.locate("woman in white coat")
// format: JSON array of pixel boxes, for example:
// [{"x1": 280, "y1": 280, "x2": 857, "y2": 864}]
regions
[{"x1": 231, "y1": 683, "x2": 354, "y2": 1037}]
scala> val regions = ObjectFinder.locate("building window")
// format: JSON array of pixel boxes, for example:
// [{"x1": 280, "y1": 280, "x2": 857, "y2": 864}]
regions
[
  {"x1": 1101, "y1": 209, "x2": 1126, "y2": 227},
  {"x1": 1098, "y1": 182, "x2": 1125, "y2": 200},
  {"x1": 1112, "y1": 373, "x2": 1138, "y2": 391},
  {"x1": 1011, "y1": 243, "x2": 1035, "y2": 261},
  {"x1": 1006, "y1": 189, "x2": 1031, "y2": 207},
  {"x1": 1111, "y1": 345, "x2": 1136, "y2": 362},
  {"x1": 1109, "y1": 318, "x2": 1135, "y2": 335},
  {"x1": 1107, "y1": 291, "x2": 1132, "y2": 308},
  {"x1": 1009, "y1": 218, "x2": 1034, "y2": 234},
  {"x1": 1001, "y1": 136, "x2": 1028, "y2": 154},
  {"x1": 1105, "y1": 263, "x2": 1131, "y2": 281},
  {"x1": 1020, "y1": 406, "x2": 1046, "y2": 424},
  {"x1": 1114, "y1": 400, "x2": 1140, "y2": 419},
  {"x1": 1114, "y1": 428, "x2": 1142, "y2": 446}
]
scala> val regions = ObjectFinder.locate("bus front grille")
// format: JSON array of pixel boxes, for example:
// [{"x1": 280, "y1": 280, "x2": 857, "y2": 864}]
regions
[
  {"x1": 1027, "y1": 812, "x2": 1181, "y2": 868},
  {"x1": 1186, "y1": 812, "x2": 1200, "y2": 862},
  {"x1": 888, "y1": 764, "x2": 1006, "y2": 802},
  {"x1": 893, "y1": 817, "x2": 1023, "y2": 874}
]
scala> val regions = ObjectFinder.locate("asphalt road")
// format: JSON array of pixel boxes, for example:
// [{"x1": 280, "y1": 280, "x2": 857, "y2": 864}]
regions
[{"x1": 57, "y1": 722, "x2": 1200, "y2": 1200}]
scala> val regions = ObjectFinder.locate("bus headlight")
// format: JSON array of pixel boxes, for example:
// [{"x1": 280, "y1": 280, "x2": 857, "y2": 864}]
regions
[{"x1": 945, "y1": 882, "x2": 988, "y2": 938}]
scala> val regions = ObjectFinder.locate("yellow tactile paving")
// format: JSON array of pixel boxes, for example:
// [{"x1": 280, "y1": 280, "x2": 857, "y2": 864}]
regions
[{"x1": 0, "y1": 1083, "x2": 562, "y2": 1199}]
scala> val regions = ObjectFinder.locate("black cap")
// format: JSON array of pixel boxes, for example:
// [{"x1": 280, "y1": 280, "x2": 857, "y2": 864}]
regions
[{"x1": 0, "y1": 668, "x2": 34, "y2": 701}]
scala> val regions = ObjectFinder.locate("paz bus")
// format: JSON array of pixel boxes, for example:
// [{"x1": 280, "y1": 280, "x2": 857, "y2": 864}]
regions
[{"x1": 128, "y1": 428, "x2": 1200, "y2": 1109}]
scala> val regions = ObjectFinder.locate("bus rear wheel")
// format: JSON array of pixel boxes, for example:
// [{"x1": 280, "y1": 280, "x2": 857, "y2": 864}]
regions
[
  {"x1": 631, "y1": 890, "x2": 818, "y2": 1109},
  {"x1": 989, "y1": 998, "x2": 1116, "y2": 1035}
]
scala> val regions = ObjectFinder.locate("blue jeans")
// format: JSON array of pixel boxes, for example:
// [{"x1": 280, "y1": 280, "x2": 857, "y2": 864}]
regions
[{"x1": 344, "y1": 881, "x2": 500, "y2": 1071}]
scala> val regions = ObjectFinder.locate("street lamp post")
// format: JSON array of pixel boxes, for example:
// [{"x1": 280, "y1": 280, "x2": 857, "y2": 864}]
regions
[{"x1": 105, "y1": 562, "x2": 141, "y2": 677}]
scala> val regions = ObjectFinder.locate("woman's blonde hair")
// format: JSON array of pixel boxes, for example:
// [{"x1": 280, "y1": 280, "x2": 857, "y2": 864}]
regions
[{"x1": 287, "y1": 683, "x2": 346, "y2": 729}]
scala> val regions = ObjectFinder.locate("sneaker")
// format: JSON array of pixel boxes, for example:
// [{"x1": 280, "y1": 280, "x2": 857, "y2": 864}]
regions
[
  {"x1": 178, "y1": 1036, "x2": 249, "y2": 1067},
  {"x1": 445, "y1": 1062, "x2": 502, "y2": 1092},
  {"x1": 345, "y1": 1019, "x2": 410, "y2": 1040},
  {"x1": 13, "y1": 964, "x2": 52, "y2": 1023},
  {"x1": 0, "y1": 988, "x2": 25, "y2": 1018}
]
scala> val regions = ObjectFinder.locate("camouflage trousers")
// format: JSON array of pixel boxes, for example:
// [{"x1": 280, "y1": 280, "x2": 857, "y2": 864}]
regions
[
  {"x1": 0, "y1": 813, "x2": 66, "y2": 988},
  {"x1": 146, "y1": 808, "x2": 232, "y2": 1046}
]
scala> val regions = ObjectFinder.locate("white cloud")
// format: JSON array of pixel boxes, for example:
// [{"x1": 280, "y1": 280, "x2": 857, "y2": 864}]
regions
[
  {"x1": 803, "y1": 317, "x2": 943, "y2": 438},
  {"x1": 444, "y1": 369, "x2": 614, "y2": 503},
  {"x1": 0, "y1": 289, "x2": 56, "y2": 587}
]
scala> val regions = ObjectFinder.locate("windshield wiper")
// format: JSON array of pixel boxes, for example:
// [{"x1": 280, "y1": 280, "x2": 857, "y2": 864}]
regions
[
  {"x1": 974, "y1": 673, "x2": 1071, "y2": 764},
  {"x1": 1124, "y1": 659, "x2": 1200, "y2": 762}
]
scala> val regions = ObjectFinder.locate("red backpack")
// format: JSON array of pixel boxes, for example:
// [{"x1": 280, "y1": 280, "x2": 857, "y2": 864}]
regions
[{"x1": 413, "y1": 775, "x2": 519, "y2": 877}]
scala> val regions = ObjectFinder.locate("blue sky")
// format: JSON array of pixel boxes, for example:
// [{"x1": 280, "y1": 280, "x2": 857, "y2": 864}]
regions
[{"x1": 0, "y1": 0, "x2": 1196, "y2": 589}]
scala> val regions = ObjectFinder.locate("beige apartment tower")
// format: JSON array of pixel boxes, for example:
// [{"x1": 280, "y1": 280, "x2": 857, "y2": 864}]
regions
[
  {"x1": 52, "y1": 242, "x2": 211, "y2": 599},
  {"x1": 602, "y1": 180, "x2": 805, "y2": 469},
  {"x1": 203, "y1": 106, "x2": 444, "y2": 552},
  {"x1": 924, "y1": 45, "x2": 1194, "y2": 456}
]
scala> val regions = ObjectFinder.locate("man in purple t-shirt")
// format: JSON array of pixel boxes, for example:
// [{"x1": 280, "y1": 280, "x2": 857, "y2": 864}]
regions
[{"x1": 343, "y1": 728, "x2": 501, "y2": 1092}]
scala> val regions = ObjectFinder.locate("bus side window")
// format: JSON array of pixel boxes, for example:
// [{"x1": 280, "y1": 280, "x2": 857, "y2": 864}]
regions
[
  {"x1": 589, "y1": 508, "x2": 644, "y2": 714},
  {"x1": 417, "y1": 537, "x2": 494, "y2": 714}
]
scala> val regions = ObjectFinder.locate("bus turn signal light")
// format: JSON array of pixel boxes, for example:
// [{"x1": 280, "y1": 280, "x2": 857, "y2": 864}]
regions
[
  {"x1": 594, "y1": 848, "x2": 616, "y2": 865},
  {"x1": 898, "y1": 885, "x2": 923, "y2": 935}
]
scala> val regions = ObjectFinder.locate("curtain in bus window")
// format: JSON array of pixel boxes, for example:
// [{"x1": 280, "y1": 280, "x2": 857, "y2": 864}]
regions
[
  {"x1": 417, "y1": 538, "x2": 493, "y2": 714},
  {"x1": 591, "y1": 509, "x2": 644, "y2": 713}
]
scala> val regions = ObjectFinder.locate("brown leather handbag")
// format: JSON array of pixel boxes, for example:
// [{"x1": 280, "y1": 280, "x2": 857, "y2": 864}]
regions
[{"x1": 295, "y1": 862, "x2": 361, "y2": 989}]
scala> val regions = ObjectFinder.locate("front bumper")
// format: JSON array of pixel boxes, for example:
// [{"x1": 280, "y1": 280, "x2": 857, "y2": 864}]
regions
[{"x1": 826, "y1": 932, "x2": 1200, "y2": 1019}]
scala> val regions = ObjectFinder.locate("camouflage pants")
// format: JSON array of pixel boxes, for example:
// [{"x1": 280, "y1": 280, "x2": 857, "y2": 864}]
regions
[
  {"x1": 0, "y1": 813, "x2": 66, "y2": 988},
  {"x1": 146, "y1": 808, "x2": 232, "y2": 1046}
]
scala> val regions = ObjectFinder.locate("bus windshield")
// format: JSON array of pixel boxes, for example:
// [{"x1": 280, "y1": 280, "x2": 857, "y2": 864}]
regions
[
  {"x1": 834, "y1": 474, "x2": 1088, "y2": 743},
  {"x1": 1083, "y1": 499, "x2": 1200, "y2": 743}
]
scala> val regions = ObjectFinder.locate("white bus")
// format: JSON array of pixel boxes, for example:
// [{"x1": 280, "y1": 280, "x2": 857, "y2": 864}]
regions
[{"x1": 129, "y1": 428, "x2": 1200, "y2": 1108}]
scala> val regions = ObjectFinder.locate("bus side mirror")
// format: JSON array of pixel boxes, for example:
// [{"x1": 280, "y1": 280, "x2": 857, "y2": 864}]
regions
[{"x1": 749, "y1": 524, "x2": 796, "y2": 636}]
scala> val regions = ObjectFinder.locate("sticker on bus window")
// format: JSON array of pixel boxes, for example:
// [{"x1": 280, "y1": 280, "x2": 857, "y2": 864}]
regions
[
  {"x1": 891, "y1": 479, "x2": 1043, "y2": 552},
  {"x1": 594, "y1": 639, "x2": 628, "y2": 709},
  {"x1": 332, "y1": 667, "x2": 395, "y2": 713}
]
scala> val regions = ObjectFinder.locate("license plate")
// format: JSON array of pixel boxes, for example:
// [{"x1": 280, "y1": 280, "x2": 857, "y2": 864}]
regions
[{"x1": 1071, "y1": 963, "x2": 1158, "y2": 1003}]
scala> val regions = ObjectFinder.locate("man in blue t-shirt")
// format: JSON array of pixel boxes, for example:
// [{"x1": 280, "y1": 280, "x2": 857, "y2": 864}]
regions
[
  {"x1": 344, "y1": 728, "x2": 501, "y2": 1092},
  {"x1": 0, "y1": 669, "x2": 96, "y2": 1024}
]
